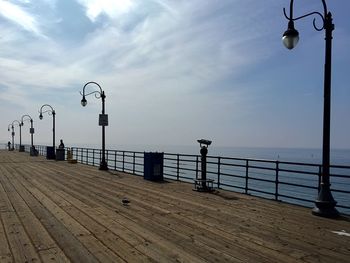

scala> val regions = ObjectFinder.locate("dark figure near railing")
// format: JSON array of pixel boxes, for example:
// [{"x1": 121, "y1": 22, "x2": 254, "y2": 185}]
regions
[
  {"x1": 7, "y1": 141, "x2": 11, "y2": 151},
  {"x1": 59, "y1": 139, "x2": 65, "y2": 149}
]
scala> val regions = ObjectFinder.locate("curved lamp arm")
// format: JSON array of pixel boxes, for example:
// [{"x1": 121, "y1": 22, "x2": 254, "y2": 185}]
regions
[
  {"x1": 12, "y1": 120, "x2": 21, "y2": 127},
  {"x1": 80, "y1": 81, "x2": 105, "y2": 106},
  {"x1": 282, "y1": 0, "x2": 330, "y2": 49},
  {"x1": 21, "y1": 114, "x2": 33, "y2": 126},
  {"x1": 39, "y1": 104, "x2": 55, "y2": 119}
]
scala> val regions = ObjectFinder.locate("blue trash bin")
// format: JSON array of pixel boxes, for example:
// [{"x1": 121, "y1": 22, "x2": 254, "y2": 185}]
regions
[
  {"x1": 46, "y1": 146, "x2": 55, "y2": 159},
  {"x1": 144, "y1": 152, "x2": 164, "y2": 181},
  {"x1": 56, "y1": 148, "x2": 65, "y2": 161}
]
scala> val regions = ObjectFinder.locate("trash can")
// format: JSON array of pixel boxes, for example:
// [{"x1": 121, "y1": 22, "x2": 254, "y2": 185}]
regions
[
  {"x1": 19, "y1": 145, "x2": 25, "y2": 152},
  {"x1": 144, "y1": 152, "x2": 164, "y2": 181},
  {"x1": 46, "y1": 146, "x2": 55, "y2": 159},
  {"x1": 56, "y1": 148, "x2": 65, "y2": 161}
]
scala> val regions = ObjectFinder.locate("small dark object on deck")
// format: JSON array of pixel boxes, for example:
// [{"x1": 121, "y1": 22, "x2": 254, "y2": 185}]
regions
[{"x1": 122, "y1": 198, "x2": 130, "y2": 206}]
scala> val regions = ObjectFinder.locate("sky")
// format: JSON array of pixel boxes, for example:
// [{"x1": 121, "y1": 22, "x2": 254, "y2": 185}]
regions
[{"x1": 0, "y1": 0, "x2": 349, "y2": 151}]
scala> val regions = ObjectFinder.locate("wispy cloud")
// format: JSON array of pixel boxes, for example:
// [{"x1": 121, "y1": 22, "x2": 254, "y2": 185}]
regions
[
  {"x1": 76, "y1": 0, "x2": 135, "y2": 22},
  {"x1": 0, "y1": 0, "x2": 44, "y2": 37}
]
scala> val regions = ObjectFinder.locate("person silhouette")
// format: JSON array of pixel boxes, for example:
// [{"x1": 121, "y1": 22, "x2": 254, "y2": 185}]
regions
[{"x1": 59, "y1": 139, "x2": 65, "y2": 149}]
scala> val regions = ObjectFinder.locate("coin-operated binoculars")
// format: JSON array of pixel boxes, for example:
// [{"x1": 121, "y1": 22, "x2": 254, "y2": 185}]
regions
[{"x1": 195, "y1": 139, "x2": 214, "y2": 192}]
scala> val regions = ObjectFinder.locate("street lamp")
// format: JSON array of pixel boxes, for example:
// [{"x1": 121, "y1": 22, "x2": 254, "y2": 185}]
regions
[
  {"x1": 80, "y1": 81, "x2": 108, "y2": 170},
  {"x1": 282, "y1": 0, "x2": 338, "y2": 217},
  {"x1": 7, "y1": 124, "x2": 14, "y2": 150},
  {"x1": 21, "y1": 114, "x2": 34, "y2": 151},
  {"x1": 8, "y1": 120, "x2": 21, "y2": 151},
  {"x1": 39, "y1": 104, "x2": 56, "y2": 157}
]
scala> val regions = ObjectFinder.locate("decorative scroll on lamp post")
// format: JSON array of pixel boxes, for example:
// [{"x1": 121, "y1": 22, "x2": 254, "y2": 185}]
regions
[{"x1": 282, "y1": 0, "x2": 338, "y2": 217}]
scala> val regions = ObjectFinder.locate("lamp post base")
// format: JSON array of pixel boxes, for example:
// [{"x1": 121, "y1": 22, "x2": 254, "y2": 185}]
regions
[
  {"x1": 99, "y1": 161, "x2": 108, "y2": 171},
  {"x1": 312, "y1": 183, "x2": 339, "y2": 218}
]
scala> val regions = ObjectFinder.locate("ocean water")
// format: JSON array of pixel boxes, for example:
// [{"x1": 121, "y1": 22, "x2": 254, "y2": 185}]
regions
[{"x1": 108, "y1": 144, "x2": 350, "y2": 165}]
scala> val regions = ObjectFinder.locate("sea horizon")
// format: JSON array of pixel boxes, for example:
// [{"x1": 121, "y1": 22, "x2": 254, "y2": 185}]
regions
[{"x1": 4, "y1": 140, "x2": 349, "y2": 166}]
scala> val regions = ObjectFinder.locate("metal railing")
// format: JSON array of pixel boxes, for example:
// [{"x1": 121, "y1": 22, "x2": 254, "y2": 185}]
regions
[{"x1": 17, "y1": 144, "x2": 350, "y2": 214}]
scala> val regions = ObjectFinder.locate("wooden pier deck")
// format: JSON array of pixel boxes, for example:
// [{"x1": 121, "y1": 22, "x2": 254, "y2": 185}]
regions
[{"x1": 0, "y1": 150, "x2": 349, "y2": 263}]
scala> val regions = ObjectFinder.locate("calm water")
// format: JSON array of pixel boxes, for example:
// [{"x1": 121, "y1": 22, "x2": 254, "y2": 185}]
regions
[{"x1": 108, "y1": 144, "x2": 350, "y2": 165}]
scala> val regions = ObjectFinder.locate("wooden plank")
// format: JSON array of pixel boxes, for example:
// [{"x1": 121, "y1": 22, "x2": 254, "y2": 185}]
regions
[
  {"x1": 0, "y1": 212, "x2": 13, "y2": 263},
  {"x1": 0, "y1": 167, "x2": 99, "y2": 263},
  {"x1": 25, "y1": 163, "x2": 291, "y2": 262},
  {"x1": 0, "y1": 165, "x2": 70, "y2": 262},
  {"x1": 9, "y1": 169, "x2": 124, "y2": 263},
  {"x1": 1, "y1": 212, "x2": 40, "y2": 263},
  {"x1": 17, "y1": 164, "x2": 204, "y2": 263}
]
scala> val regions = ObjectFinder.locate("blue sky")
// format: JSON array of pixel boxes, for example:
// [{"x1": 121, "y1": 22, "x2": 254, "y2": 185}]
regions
[{"x1": 0, "y1": 0, "x2": 349, "y2": 150}]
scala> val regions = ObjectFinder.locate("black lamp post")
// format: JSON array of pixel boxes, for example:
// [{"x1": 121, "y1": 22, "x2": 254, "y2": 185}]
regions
[
  {"x1": 39, "y1": 104, "x2": 56, "y2": 150},
  {"x1": 283, "y1": 0, "x2": 338, "y2": 217},
  {"x1": 80, "y1": 81, "x2": 108, "y2": 170},
  {"x1": 8, "y1": 120, "x2": 21, "y2": 150},
  {"x1": 21, "y1": 114, "x2": 34, "y2": 149},
  {"x1": 7, "y1": 124, "x2": 14, "y2": 150}
]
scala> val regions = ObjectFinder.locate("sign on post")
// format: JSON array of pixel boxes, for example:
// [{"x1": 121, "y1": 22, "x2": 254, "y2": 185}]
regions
[
  {"x1": 99, "y1": 114, "x2": 108, "y2": 126},
  {"x1": 30, "y1": 128, "x2": 35, "y2": 134}
]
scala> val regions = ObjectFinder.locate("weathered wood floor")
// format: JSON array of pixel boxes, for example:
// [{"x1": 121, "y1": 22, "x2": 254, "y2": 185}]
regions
[{"x1": 0, "y1": 150, "x2": 349, "y2": 263}]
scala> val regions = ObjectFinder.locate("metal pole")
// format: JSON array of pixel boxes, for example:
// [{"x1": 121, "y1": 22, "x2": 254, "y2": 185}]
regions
[
  {"x1": 312, "y1": 12, "x2": 338, "y2": 217},
  {"x1": 200, "y1": 146, "x2": 208, "y2": 189},
  {"x1": 53, "y1": 111, "x2": 56, "y2": 150},
  {"x1": 11, "y1": 125, "x2": 14, "y2": 150},
  {"x1": 100, "y1": 91, "x2": 108, "y2": 170},
  {"x1": 19, "y1": 124, "x2": 22, "y2": 149},
  {"x1": 30, "y1": 119, "x2": 34, "y2": 147}
]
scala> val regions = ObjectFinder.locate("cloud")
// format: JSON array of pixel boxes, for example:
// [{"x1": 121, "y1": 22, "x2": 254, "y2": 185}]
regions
[
  {"x1": 0, "y1": 0, "x2": 44, "y2": 37},
  {"x1": 76, "y1": 0, "x2": 134, "y2": 22}
]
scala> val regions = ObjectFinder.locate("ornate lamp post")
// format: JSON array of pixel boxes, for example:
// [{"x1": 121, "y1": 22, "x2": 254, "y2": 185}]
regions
[
  {"x1": 39, "y1": 104, "x2": 56, "y2": 156},
  {"x1": 80, "y1": 81, "x2": 108, "y2": 170},
  {"x1": 282, "y1": 0, "x2": 338, "y2": 217},
  {"x1": 7, "y1": 124, "x2": 14, "y2": 150},
  {"x1": 8, "y1": 120, "x2": 21, "y2": 150},
  {"x1": 21, "y1": 114, "x2": 34, "y2": 150}
]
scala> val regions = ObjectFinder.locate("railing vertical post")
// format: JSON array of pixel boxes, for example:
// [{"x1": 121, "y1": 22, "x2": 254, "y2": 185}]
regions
[
  {"x1": 122, "y1": 151, "x2": 125, "y2": 172},
  {"x1": 196, "y1": 156, "x2": 199, "y2": 179},
  {"x1": 275, "y1": 161, "x2": 279, "y2": 201},
  {"x1": 106, "y1": 150, "x2": 109, "y2": 169},
  {"x1": 217, "y1": 157, "x2": 221, "y2": 189},
  {"x1": 245, "y1": 160, "x2": 249, "y2": 194},
  {"x1": 81, "y1": 148, "x2": 83, "y2": 163},
  {"x1": 115, "y1": 151, "x2": 117, "y2": 170},
  {"x1": 318, "y1": 165, "x2": 322, "y2": 192},
  {"x1": 177, "y1": 154, "x2": 180, "y2": 181},
  {"x1": 86, "y1": 148, "x2": 88, "y2": 164},
  {"x1": 92, "y1": 149, "x2": 95, "y2": 166},
  {"x1": 100, "y1": 149, "x2": 102, "y2": 166},
  {"x1": 133, "y1": 152, "x2": 136, "y2": 174}
]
